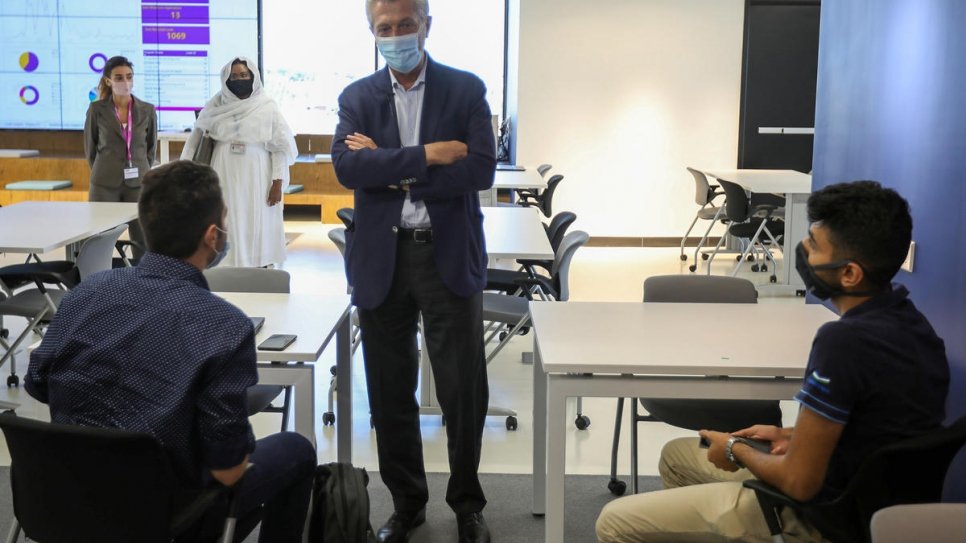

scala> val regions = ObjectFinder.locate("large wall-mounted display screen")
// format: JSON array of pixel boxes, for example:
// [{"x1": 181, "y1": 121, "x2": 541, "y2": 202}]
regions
[{"x1": 0, "y1": 0, "x2": 259, "y2": 131}]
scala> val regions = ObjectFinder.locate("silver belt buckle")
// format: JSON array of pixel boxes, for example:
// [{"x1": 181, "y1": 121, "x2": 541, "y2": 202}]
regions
[{"x1": 413, "y1": 228, "x2": 431, "y2": 243}]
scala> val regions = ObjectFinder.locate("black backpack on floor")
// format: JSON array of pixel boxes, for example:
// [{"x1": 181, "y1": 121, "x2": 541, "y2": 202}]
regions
[{"x1": 309, "y1": 462, "x2": 377, "y2": 543}]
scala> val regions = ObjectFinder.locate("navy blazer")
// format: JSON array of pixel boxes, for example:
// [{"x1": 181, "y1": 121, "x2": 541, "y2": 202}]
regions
[{"x1": 331, "y1": 57, "x2": 496, "y2": 310}]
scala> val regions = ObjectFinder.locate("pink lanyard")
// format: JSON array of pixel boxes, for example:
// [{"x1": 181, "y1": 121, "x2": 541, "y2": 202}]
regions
[{"x1": 114, "y1": 100, "x2": 134, "y2": 165}]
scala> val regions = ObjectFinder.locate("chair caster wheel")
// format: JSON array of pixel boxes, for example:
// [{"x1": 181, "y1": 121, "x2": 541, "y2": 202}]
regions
[
  {"x1": 7, "y1": 375, "x2": 19, "y2": 387},
  {"x1": 736, "y1": 255, "x2": 742, "y2": 262},
  {"x1": 751, "y1": 264, "x2": 760, "y2": 272},
  {"x1": 506, "y1": 416, "x2": 518, "y2": 431},
  {"x1": 680, "y1": 254, "x2": 687, "y2": 261},
  {"x1": 499, "y1": 331, "x2": 508, "y2": 341},
  {"x1": 760, "y1": 265, "x2": 768, "y2": 272},
  {"x1": 688, "y1": 265, "x2": 697, "y2": 273},
  {"x1": 0, "y1": 328, "x2": 8, "y2": 339},
  {"x1": 329, "y1": 365, "x2": 336, "y2": 376},
  {"x1": 796, "y1": 289, "x2": 807, "y2": 297},
  {"x1": 574, "y1": 415, "x2": 591, "y2": 430},
  {"x1": 747, "y1": 254, "x2": 755, "y2": 261},
  {"x1": 608, "y1": 479, "x2": 627, "y2": 496},
  {"x1": 322, "y1": 412, "x2": 335, "y2": 426},
  {"x1": 701, "y1": 253, "x2": 709, "y2": 261},
  {"x1": 519, "y1": 326, "x2": 530, "y2": 336},
  {"x1": 770, "y1": 275, "x2": 777, "y2": 283}
]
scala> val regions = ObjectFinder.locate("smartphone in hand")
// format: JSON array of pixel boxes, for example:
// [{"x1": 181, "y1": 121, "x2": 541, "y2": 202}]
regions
[
  {"x1": 699, "y1": 436, "x2": 772, "y2": 453},
  {"x1": 258, "y1": 334, "x2": 297, "y2": 351}
]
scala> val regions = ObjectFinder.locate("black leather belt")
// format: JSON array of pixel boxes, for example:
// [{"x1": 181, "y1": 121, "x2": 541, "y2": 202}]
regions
[{"x1": 398, "y1": 227, "x2": 433, "y2": 243}]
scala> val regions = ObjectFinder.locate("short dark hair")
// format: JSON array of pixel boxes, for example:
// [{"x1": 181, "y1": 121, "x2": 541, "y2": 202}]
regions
[
  {"x1": 807, "y1": 180, "x2": 912, "y2": 286},
  {"x1": 138, "y1": 161, "x2": 224, "y2": 259}
]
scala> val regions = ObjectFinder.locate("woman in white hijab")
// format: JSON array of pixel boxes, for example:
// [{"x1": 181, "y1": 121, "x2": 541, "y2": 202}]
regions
[{"x1": 181, "y1": 57, "x2": 297, "y2": 268}]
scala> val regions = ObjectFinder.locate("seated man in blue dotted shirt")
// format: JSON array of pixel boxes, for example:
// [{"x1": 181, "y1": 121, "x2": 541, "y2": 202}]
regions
[
  {"x1": 596, "y1": 181, "x2": 949, "y2": 542},
  {"x1": 26, "y1": 160, "x2": 316, "y2": 543}
]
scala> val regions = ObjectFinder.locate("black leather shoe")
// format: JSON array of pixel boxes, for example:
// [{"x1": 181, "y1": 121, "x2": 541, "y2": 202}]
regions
[
  {"x1": 457, "y1": 512, "x2": 491, "y2": 543},
  {"x1": 376, "y1": 508, "x2": 426, "y2": 543}
]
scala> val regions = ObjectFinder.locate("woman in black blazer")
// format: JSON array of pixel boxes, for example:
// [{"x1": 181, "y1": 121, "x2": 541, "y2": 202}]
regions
[{"x1": 83, "y1": 56, "x2": 157, "y2": 254}]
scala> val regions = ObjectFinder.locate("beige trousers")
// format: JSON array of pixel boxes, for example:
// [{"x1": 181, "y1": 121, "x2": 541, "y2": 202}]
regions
[{"x1": 595, "y1": 438, "x2": 830, "y2": 543}]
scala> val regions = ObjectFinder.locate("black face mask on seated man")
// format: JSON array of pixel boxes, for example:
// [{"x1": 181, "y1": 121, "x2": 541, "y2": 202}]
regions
[
  {"x1": 226, "y1": 78, "x2": 253, "y2": 98},
  {"x1": 794, "y1": 241, "x2": 884, "y2": 301}
]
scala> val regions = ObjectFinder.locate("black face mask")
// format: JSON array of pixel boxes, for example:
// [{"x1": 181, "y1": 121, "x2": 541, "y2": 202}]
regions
[
  {"x1": 795, "y1": 242, "x2": 848, "y2": 300},
  {"x1": 226, "y1": 78, "x2": 253, "y2": 98},
  {"x1": 795, "y1": 242, "x2": 883, "y2": 301}
]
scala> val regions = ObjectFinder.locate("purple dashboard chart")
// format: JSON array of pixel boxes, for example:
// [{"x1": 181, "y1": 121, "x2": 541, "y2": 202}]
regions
[{"x1": 0, "y1": 0, "x2": 258, "y2": 131}]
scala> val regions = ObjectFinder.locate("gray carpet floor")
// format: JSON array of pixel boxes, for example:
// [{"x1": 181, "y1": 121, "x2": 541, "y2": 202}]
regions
[{"x1": 0, "y1": 468, "x2": 661, "y2": 542}]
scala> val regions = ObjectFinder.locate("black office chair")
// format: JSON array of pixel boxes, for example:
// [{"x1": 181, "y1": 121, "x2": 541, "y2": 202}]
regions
[
  {"x1": 744, "y1": 416, "x2": 966, "y2": 543},
  {"x1": 607, "y1": 275, "x2": 783, "y2": 495},
  {"x1": 485, "y1": 211, "x2": 577, "y2": 294},
  {"x1": 517, "y1": 174, "x2": 564, "y2": 218},
  {"x1": 512, "y1": 163, "x2": 553, "y2": 203},
  {"x1": 680, "y1": 168, "x2": 725, "y2": 266},
  {"x1": 705, "y1": 179, "x2": 784, "y2": 282},
  {"x1": 0, "y1": 413, "x2": 252, "y2": 543}
]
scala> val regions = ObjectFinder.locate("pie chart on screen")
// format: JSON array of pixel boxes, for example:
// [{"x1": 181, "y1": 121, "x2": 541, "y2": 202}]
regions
[
  {"x1": 19, "y1": 52, "x2": 39, "y2": 72},
  {"x1": 19, "y1": 86, "x2": 39, "y2": 105}
]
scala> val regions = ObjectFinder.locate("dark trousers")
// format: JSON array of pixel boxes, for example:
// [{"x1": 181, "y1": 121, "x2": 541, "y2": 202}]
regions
[
  {"x1": 192, "y1": 432, "x2": 316, "y2": 543},
  {"x1": 358, "y1": 239, "x2": 489, "y2": 516}
]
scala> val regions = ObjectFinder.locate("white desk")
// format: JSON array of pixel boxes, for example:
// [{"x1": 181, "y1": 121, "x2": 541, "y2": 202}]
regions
[
  {"x1": 216, "y1": 292, "x2": 353, "y2": 460},
  {"x1": 418, "y1": 206, "x2": 554, "y2": 415},
  {"x1": 529, "y1": 301, "x2": 836, "y2": 542},
  {"x1": 0, "y1": 201, "x2": 138, "y2": 257},
  {"x1": 158, "y1": 131, "x2": 191, "y2": 163},
  {"x1": 481, "y1": 206, "x2": 554, "y2": 261},
  {"x1": 701, "y1": 169, "x2": 812, "y2": 289},
  {"x1": 0, "y1": 149, "x2": 39, "y2": 158},
  {"x1": 480, "y1": 168, "x2": 547, "y2": 206}
]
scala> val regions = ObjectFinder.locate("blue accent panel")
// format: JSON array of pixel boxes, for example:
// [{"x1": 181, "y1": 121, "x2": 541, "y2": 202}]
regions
[{"x1": 813, "y1": 0, "x2": 966, "y2": 500}]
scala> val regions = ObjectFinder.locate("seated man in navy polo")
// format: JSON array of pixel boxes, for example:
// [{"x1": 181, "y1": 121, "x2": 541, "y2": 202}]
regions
[
  {"x1": 26, "y1": 160, "x2": 316, "y2": 543},
  {"x1": 596, "y1": 180, "x2": 949, "y2": 542}
]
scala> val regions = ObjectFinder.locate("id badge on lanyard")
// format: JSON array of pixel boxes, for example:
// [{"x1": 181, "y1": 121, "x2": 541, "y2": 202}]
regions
[{"x1": 115, "y1": 101, "x2": 138, "y2": 180}]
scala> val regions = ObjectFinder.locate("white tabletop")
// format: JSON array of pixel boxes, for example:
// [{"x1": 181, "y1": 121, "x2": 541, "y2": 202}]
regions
[
  {"x1": 482, "y1": 206, "x2": 553, "y2": 260},
  {"x1": 0, "y1": 149, "x2": 40, "y2": 158},
  {"x1": 0, "y1": 201, "x2": 138, "y2": 254},
  {"x1": 493, "y1": 169, "x2": 547, "y2": 190},
  {"x1": 530, "y1": 301, "x2": 836, "y2": 375},
  {"x1": 157, "y1": 131, "x2": 192, "y2": 142},
  {"x1": 703, "y1": 169, "x2": 812, "y2": 194},
  {"x1": 215, "y1": 292, "x2": 351, "y2": 362}
]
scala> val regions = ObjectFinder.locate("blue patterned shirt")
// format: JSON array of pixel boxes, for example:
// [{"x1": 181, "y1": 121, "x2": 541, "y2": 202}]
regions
[{"x1": 26, "y1": 252, "x2": 257, "y2": 485}]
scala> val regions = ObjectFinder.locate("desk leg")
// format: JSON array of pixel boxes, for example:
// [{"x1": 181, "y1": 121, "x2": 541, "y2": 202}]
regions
[
  {"x1": 532, "y1": 341, "x2": 547, "y2": 516},
  {"x1": 335, "y1": 311, "x2": 353, "y2": 463},
  {"x1": 160, "y1": 140, "x2": 170, "y2": 163},
  {"x1": 545, "y1": 374, "x2": 567, "y2": 542},
  {"x1": 782, "y1": 193, "x2": 809, "y2": 287},
  {"x1": 258, "y1": 365, "x2": 316, "y2": 448}
]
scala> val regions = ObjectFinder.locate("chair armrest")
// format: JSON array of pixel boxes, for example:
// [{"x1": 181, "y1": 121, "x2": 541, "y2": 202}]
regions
[
  {"x1": 516, "y1": 259, "x2": 552, "y2": 276},
  {"x1": 515, "y1": 276, "x2": 559, "y2": 300},
  {"x1": 0, "y1": 261, "x2": 79, "y2": 291},
  {"x1": 742, "y1": 479, "x2": 803, "y2": 508}
]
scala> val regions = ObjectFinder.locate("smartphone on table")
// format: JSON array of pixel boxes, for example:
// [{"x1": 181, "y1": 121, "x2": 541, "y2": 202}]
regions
[{"x1": 258, "y1": 334, "x2": 297, "y2": 351}]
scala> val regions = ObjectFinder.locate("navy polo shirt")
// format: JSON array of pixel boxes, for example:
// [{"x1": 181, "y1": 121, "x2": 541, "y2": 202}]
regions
[
  {"x1": 795, "y1": 284, "x2": 949, "y2": 501},
  {"x1": 26, "y1": 253, "x2": 258, "y2": 485}
]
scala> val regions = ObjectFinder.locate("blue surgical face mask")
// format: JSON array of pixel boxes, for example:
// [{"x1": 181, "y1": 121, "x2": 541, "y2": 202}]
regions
[
  {"x1": 376, "y1": 32, "x2": 423, "y2": 73},
  {"x1": 208, "y1": 226, "x2": 229, "y2": 269}
]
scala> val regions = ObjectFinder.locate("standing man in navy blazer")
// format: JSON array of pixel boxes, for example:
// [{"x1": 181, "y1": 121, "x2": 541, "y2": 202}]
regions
[{"x1": 331, "y1": 1, "x2": 495, "y2": 542}]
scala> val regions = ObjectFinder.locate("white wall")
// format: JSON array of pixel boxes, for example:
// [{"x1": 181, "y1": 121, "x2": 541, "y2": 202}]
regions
[{"x1": 513, "y1": 0, "x2": 745, "y2": 237}]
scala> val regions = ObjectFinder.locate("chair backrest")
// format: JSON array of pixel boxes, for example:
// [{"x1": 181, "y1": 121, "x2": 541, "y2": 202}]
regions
[
  {"x1": 336, "y1": 207, "x2": 354, "y2": 228},
  {"x1": 810, "y1": 416, "x2": 966, "y2": 543},
  {"x1": 549, "y1": 230, "x2": 589, "y2": 301},
  {"x1": 718, "y1": 179, "x2": 752, "y2": 222},
  {"x1": 536, "y1": 163, "x2": 553, "y2": 178},
  {"x1": 0, "y1": 414, "x2": 180, "y2": 542},
  {"x1": 328, "y1": 227, "x2": 347, "y2": 258},
  {"x1": 642, "y1": 275, "x2": 758, "y2": 304},
  {"x1": 687, "y1": 167, "x2": 717, "y2": 207},
  {"x1": 870, "y1": 503, "x2": 966, "y2": 543},
  {"x1": 546, "y1": 211, "x2": 577, "y2": 253},
  {"x1": 75, "y1": 224, "x2": 128, "y2": 281},
  {"x1": 203, "y1": 267, "x2": 291, "y2": 294},
  {"x1": 537, "y1": 174, "x2": 564, "y2": 218}
]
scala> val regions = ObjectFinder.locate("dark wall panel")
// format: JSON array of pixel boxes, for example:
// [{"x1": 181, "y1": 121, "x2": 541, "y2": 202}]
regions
[{"x1": 813, "y1": 0, "x2": 966, "y2": 499}]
